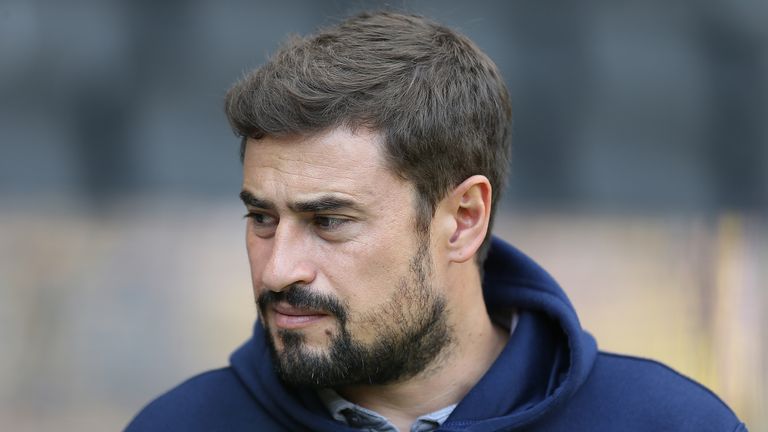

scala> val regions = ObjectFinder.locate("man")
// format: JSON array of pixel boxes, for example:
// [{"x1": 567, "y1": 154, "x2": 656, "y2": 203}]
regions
[{"x1": 127, "y1": 11, "x2": 746, "y2": 432}]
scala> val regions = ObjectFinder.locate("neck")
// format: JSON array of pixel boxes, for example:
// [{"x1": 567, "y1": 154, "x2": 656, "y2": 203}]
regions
[{"x1": 336, "y1": 263, "x2": 508, "y2": 431}]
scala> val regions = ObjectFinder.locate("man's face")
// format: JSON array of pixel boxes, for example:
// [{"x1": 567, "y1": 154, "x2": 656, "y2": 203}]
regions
[{"x1": 241, "y1": 127, "x2": 451, "y2": 388}]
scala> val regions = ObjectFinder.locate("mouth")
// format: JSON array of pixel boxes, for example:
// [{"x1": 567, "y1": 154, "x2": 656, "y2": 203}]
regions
[{"x1": 272, "y1": 302, "x2": 330, "y2": 329}]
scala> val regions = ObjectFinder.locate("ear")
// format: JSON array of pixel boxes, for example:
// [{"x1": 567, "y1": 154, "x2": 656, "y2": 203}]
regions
[{"x1": 439, "y1": 175, "x2": 492, "y2": 263}]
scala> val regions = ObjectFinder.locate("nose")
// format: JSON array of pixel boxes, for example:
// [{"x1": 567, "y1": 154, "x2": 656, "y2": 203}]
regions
[{"x1": 258, "y1": 221, "x2": 316, "y2": 292}]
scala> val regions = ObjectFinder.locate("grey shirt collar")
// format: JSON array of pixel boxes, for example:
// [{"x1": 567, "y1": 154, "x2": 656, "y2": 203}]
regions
[{"x1": 317, "y1": 388, "x2": 456, "y2": 432}]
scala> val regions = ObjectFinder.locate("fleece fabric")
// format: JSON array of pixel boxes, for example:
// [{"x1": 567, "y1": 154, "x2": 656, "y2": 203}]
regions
[{"x1": 126, "y1": 237, "x2": 747, "y2": 431}]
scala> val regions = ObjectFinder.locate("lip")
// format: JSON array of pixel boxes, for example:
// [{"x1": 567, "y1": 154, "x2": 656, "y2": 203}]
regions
[{"x1": 272, "y1": 303, "x2": 329, "y2": 329}]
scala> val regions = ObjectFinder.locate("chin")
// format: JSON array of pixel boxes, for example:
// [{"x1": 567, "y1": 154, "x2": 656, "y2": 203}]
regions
[{"x1": 273, "y1": 326, "x2": 334, "y2": 352}]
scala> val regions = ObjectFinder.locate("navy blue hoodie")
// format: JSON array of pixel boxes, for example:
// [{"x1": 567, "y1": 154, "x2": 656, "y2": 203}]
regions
[{"x1": 126, "y1": 237, "x2": 747, "y2": 431}]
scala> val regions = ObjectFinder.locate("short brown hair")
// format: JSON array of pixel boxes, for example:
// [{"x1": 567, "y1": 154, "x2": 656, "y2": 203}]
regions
[{"x1": 225, "y1": 11, "x2": 512, "y2": 264}]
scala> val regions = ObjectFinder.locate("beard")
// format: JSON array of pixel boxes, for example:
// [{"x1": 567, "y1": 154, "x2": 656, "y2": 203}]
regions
[{"x1": 256, "y1": 237, "x2": 452, "y2": 388}]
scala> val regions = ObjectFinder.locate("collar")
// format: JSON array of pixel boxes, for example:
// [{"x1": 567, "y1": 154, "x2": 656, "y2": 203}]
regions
[{"x1": 317, "y1": 388, "x2": 456, "y2": 432}]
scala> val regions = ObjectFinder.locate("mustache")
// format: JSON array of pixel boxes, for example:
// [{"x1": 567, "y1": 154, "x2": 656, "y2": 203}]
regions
[{"x1": 257, "y1": 285, "x2": 347, "y2": 323}]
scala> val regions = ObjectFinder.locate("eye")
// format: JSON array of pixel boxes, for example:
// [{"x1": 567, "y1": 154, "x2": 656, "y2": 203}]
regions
[
  {"x1": 244, "y1": 212, "x2": 274, "y2": 224},
  {"x1": 244, "y1": 211, "x2": 278, "y2": 235},
  {"x1": 313, "y1": 215, "x2": 349, "y2": 231}
]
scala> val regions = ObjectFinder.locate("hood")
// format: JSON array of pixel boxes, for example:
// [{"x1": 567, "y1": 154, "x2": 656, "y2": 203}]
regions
[
  {"x1": 229, "y1": 236, "x2": 597, "y2": 431},
  {"x1": 440, "y1": 237, "x2": 597, "y2": 431}
]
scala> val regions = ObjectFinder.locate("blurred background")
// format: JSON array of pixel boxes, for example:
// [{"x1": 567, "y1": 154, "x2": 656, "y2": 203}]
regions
[{"x1": 1, "y1": 0, "x2": 766, "y2": 430}]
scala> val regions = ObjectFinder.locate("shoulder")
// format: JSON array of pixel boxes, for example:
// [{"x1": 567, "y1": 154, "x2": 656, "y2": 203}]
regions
[
  {"x1": 566, "y1": 352, "x2": 746, "y2": 431},
  {"x1": 592, "y1": 353, "x2": 733, "y2": 407},
  {"x1": 124, "y1": 367, "x2": 271, "y2": 432}
]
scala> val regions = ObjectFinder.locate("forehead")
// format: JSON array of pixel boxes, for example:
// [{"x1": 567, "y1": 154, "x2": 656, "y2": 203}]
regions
[{"x1": 241, "y1": 127, "x2": 407, "y2": 203}]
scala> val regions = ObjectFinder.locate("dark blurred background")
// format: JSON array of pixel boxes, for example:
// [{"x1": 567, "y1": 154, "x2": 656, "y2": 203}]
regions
[
  {"x1": 1, "y1": 0, "x2": 767, "y2": 210},
  {"x1": 1, "y1": 0, "x2": 765, "y2": 430}
]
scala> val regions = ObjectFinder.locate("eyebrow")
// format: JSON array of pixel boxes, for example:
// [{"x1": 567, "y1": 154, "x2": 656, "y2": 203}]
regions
[
  {"x1": 239, "y1": 190, "x2": 275, "y2": 210},
  {"x1": 239, "y1": 190, "x2": 362, "y2": 213},
  {"x1": 290, "y1": 196, "x2": 361, "y2": 213}
]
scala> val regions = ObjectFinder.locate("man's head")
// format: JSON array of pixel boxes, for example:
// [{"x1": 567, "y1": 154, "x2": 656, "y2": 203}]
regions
[
  {"x1": 229, "y1": 11, "x2": 512, "y2": 389},
  {"x1": 239, "y1": 127, "x2": 454, "y2": 388},
  {"x1": 226, "y1": 11, "x2": 512, "y2": 263}
]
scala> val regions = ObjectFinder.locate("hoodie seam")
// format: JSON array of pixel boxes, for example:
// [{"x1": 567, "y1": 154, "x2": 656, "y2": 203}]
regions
[
  {"x1": 731, "y1": 422, "x2": 747, "y2": 432},
  {"x1": 599, "y1": 351, "x2": 743, "y2": 421}
]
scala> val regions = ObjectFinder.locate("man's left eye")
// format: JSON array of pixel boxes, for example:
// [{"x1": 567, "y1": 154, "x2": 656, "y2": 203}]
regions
[{"x1": 314, "y1": 216, "x2": 348, "y2": 230}]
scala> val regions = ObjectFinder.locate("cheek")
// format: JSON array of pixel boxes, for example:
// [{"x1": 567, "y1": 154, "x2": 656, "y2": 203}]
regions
[
  {"x1": 245, "y1": 235, "x2": 269, "y2": 289},
  {"x1": 322, "y1": 238, "x2": 410, "y2": 313}
]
